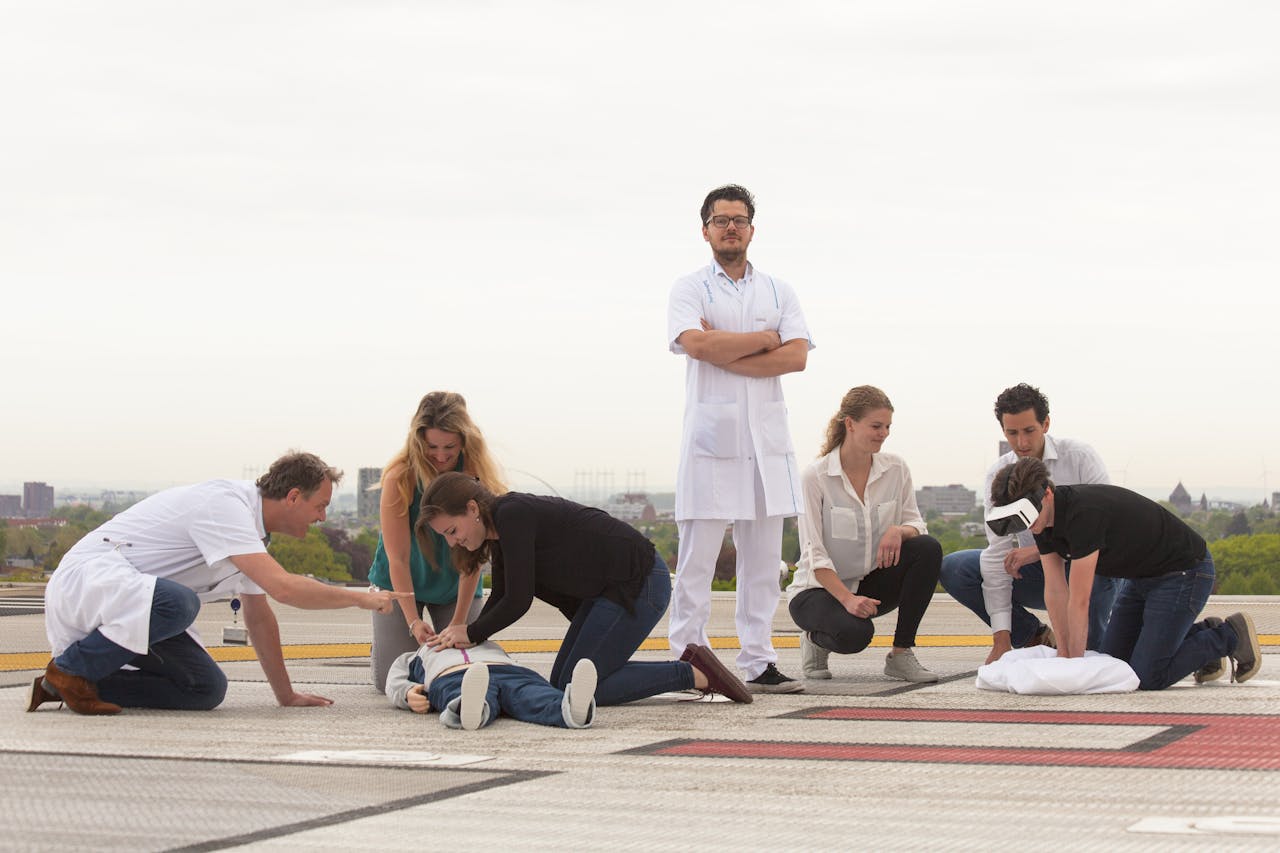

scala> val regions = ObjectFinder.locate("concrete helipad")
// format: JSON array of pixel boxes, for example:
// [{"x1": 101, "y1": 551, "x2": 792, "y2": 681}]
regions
[{"x1": 2, "y1": 589, "x2": 1278, "y2": 851}]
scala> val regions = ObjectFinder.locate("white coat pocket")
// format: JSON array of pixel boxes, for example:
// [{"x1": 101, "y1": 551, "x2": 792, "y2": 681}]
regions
[
  {"x1": 830, "y1": 507, "x2": 860, "y2": 540},
  {"x1": 691, "y1": 402, "x2": 740, "y2": 458}
]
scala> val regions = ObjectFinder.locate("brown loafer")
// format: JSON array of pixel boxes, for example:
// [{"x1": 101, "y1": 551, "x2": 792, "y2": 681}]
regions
[
  {"x1": 27, "y1": 675, "x2": 63, "y2": 712},
  {"x1": 680, "y1": 644, "x2": 752, "y2": 704},
  {"x1": 40, "y1": 661, "x2": 122, "y2": 716}
]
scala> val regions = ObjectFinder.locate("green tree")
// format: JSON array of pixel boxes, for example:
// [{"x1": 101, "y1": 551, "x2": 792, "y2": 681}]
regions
[
  {"x1": 1225, "y1": 511, "x2": 1252, "y2": 537},
  {"x1": 4, "y1": 526, "x2": 47, "y2": 560},
  {"x1": 1209, "y1": 533, "x2": 1280, "y2": 593},
  {"x1": 0, "y1": 526, "x2": 6, "y2": 560},
  {"x1": 268, "y1": 528, "x2": 353, "y2": 582}
]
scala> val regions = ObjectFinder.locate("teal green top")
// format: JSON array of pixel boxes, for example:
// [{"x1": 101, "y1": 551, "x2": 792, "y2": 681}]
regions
[{"x1": 367, "y1": 460, "x2": 481, "y2": 605}]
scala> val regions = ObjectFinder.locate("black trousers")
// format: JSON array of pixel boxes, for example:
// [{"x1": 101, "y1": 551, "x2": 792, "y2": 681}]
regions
[{"x1": 789, "y1": 535, "x2": 942, "y2": 653}]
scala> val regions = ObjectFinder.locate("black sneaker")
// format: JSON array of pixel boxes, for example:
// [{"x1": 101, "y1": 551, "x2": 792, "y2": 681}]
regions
[
  {"x1": 1193, "y1": 617, "x2": 1227, "y2": 684},
  {"x1": 746, "y1": 663, "x2": 804, "y2": 694},
  {"x1": 1225, "y1": 612, "x2": 1262, "y2": 684}
]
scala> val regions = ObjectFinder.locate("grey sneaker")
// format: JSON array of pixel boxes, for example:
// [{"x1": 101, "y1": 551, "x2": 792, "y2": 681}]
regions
[
  {"x1": 746, "y1": 663, "x2": 805, "y2": 694},
  {"x1": 1225, "y1": 612, "x2": 1262, "y2": 684},
  {"x1": 800, "y1": 633, "x2": 831, "y2": 680},
  {"x1": 884, "y1": 649, "x2": 939, "y2": 683},
  {"x1": 1193, "y1": 616, "x2": 1227, "y2": 684},
  {"x1": 459, "y1": 664, "x2": 490, "y2": 730},
  {"x1": 563, "y1": 658, "x2": 597, "y2": 728}
]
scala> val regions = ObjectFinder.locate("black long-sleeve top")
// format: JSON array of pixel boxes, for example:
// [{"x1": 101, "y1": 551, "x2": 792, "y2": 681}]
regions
[{"x1": 464, "y1": 492, "x2": 657, "y2": 644}]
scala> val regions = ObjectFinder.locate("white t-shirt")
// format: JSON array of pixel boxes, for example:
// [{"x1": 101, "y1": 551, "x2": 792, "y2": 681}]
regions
[{"x1": 46, "y1": 480, "x2": 269, "y2": 655}]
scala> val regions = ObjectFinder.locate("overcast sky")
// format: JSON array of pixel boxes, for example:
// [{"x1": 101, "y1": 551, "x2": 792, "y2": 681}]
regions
[{"x1": 3, "y1": 1, "x2": 1278, "y2": 503}]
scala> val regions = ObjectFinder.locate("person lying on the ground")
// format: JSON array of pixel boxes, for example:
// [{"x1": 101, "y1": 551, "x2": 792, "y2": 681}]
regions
[{"x1": 385, "y1": 640, "x2": 597, "y2": 730}]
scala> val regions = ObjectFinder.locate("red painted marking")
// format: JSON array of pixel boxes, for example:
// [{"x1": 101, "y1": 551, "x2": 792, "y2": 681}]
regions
[{"x1": 649, "y1": 709, "x2": 1280, "y2": 770}]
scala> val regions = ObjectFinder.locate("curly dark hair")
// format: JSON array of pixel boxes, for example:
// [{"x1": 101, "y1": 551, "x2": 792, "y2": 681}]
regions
[
  {"x1": 994, "y1": 383, "x2": 1050, "y2": 423},
  {"x1": 990, "y1": 457, "x2": 1054, "y2": 507},
  {"x1": 255, "y1": 451, "x2": 343, "y2": 500},
  {"x1": 700, "y1": 184, "x2": 755, "y2": 225}
]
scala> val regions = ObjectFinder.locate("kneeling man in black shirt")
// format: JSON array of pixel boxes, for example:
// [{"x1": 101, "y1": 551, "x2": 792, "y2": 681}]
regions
[{"x1": 987, "y1": 458, "x2": 1261, "y2": 690}]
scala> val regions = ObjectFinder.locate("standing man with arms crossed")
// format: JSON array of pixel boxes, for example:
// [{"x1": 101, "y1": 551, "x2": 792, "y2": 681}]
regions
[
  {"x1": 667, "y1": 184, "x2": 813, "y2": 693},
  {"x1": 28, "y1": 452, "x2": 409, "y2": 715},
  {"x1": 939, "y1": 384, "x2": 1118, "y2": 663}
]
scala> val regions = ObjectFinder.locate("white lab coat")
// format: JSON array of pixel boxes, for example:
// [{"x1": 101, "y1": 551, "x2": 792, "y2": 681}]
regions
[
  {"x1": 44, "y1": 480, "x2": 269, "y2": 656},
  {"x1": 668, "y1": 261, "x2": 813, "y2": 521}
]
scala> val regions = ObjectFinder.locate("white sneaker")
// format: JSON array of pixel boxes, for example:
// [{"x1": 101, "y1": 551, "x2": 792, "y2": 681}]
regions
[
  {"x1": 883, "y1": 649, "x2": 938, "y2": 683},
  {"x1": 563, "y1": 658, "x2": 598, "y2": 728},
  {"x1": 459, "y1": 664, "x2": 490, "y2": 730},
  {"x1": 801, "y1": 633, "x2": 832, "y2": 680}
]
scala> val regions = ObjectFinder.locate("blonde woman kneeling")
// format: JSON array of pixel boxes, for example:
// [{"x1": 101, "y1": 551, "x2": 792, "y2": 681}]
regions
[{"x1": 786, "y1": 386, "x2": 942, "y2": 682}]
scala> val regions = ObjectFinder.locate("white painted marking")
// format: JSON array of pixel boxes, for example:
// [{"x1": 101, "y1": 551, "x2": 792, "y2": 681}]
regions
[
  {"x1": 278, "y1": 749, "x2": 493, "y2": 767},
  {"x1": 656, "y1": 690, "x2": 732, "y2": 703},
  {"x1": 1128, "y1": 817, "x2": 1280, "y2": 836}
]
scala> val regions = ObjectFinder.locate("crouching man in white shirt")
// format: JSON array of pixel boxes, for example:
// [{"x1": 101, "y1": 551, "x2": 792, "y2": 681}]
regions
[{"x1": 28, "y1": 452, "x2": 409, "y2": 716}]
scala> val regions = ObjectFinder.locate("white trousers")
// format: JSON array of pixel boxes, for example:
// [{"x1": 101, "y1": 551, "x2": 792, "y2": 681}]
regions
[{"x1": 669, "y1": 515, "x2": 784, "y2": 680}]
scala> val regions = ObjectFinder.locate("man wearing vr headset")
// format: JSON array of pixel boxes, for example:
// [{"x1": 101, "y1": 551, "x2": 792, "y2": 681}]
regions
[
  {"x1": 940, "y1": 384, "x2": 1117, "y2": 664},
  {"x1": 988, "y1": 457, "x2": 1260, "y2": 689}
]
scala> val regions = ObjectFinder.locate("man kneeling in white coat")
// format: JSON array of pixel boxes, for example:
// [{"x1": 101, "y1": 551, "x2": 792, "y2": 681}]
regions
[{"x1": 28, "y1": 452, "x2": 409, "y2": 716}]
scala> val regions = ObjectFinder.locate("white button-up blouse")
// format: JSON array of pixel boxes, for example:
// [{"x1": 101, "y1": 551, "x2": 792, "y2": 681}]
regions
[{"x1": 787, "y1": 450, "x2": 927, "y2": 598}]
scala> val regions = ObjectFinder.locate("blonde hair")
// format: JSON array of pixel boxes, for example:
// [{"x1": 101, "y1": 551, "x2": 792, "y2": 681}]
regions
[
  {"x1": 820, "y1": 385, "x2": 894, "y2": 456},
  {"x1": 383, "y1": 391, "x2": 506, "y2": 518}
]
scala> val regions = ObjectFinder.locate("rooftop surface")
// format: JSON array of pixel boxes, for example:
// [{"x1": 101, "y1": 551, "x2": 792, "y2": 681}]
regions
[{"x1": 2, "y1": 588, "x2": 1278, "y2": 852}]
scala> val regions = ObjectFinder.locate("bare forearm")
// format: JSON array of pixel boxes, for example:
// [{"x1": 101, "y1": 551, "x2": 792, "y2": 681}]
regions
[
  {"x1": 720, "y1": 340, "x2": 808, "y2": 377},
  {"x1": 1065, "y1": 600, "x2": 1089, "y2": 658},
  {"x1": 276, "y1": 575, "x2": 374, "y2": 610},
  {"x1": 815, "y1": 568, "x2": 855, "y2": 608},
  {"x1": 242, "y1": 598, "x2": 294, "y2": 702},
  {"x1": 685, "y1": 329, "x2": 778, "y2": 365},
  {"x1": 450, "y1": 572, "x2": 482, "y2": 624}
]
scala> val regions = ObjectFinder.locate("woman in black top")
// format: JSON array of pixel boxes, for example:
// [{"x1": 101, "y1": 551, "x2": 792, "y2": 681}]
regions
[
  {"x1": 988, "y1": 458, "x2": 1260, "y2": 690},
  {"x1": 418, "y1": 473, "x2": 752, "y2": 705}
]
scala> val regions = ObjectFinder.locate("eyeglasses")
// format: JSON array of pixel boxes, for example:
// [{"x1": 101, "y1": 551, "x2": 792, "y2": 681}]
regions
[{"x1": 705, "y1": 216, "x2": 752, "y2": 229}]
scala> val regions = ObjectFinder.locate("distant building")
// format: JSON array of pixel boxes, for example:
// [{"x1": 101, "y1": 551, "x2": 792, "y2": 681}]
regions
[
  {"x1": 0, "y1": 495, "x2": 21, "y2": 518},
  {"x1": 357, "y1": 467, "x2": 382, "y2": 523},
  {"x1": 23, "y1": 482, "x2": 54, "y2": 518},
  {"x1": 1199, "y1": 493, "x2": 1209, "y2": 513},
  {"x1": 602, "y1": 492, "x2": 657, "y2": 523},
  {"x1": 916, "y1": 484, "x2": 977, "y2": 516},
  {"x1": 1168, "y1": 482, "x2": 1192, "y2": 515}
]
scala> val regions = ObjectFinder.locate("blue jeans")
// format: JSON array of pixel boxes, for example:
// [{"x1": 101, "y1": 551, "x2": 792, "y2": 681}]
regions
[
  {"x1": 939, "y1": 548, "x2": 1118, "y2": 649},
  {"x1": 549, "y1": 555, "x2": 695, "y2": 706},
  {"x1": 54, "y1": 578, "x2": 227, "y2": 710},
  {"x1": 427, "y1": 665, "x2": 574, "y2": 728},
  {"x1": 1101, "y1": 555, "x2": 1235, "y2": 690}
]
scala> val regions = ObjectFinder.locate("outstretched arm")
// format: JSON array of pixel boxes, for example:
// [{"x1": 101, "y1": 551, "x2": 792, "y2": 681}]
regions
[
  {"x1": 230, "y1": 552, "x2": 410, "y2": 612},
  {"x1": 241, "y1": 593, "x2": 333, "y2": 707}
]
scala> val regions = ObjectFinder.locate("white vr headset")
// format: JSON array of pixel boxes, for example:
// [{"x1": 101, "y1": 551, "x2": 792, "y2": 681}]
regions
[{"x1": 985, "y1": 496, "x2": 1041, "y2": 536}]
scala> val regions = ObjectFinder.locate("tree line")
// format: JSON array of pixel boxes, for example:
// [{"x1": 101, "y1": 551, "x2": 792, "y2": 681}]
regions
[{"x1": 5, "y1": 499, "x2": 1276, "y2": 596}]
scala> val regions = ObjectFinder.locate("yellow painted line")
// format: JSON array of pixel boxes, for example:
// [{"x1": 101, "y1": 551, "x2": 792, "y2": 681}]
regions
[{"x1": 5, "y1": 634, "x2": 1277, "y2": 672}]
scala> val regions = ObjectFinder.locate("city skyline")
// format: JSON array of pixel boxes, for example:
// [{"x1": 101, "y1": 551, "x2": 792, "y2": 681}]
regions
[{"x1": 4, "y1": 3, "x2": 1278, "y2": 503}]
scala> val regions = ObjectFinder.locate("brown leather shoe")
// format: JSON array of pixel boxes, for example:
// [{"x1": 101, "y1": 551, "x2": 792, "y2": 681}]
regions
[
  {"x1": 26, "y1": 674, "x2": 63, "y2": 712},
  {"x1": 40, "y1": 661, "x2": 122, "y2": 716},
  {"x1": 680, "y1": 644, "x2": 752, "y2": 704}
]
